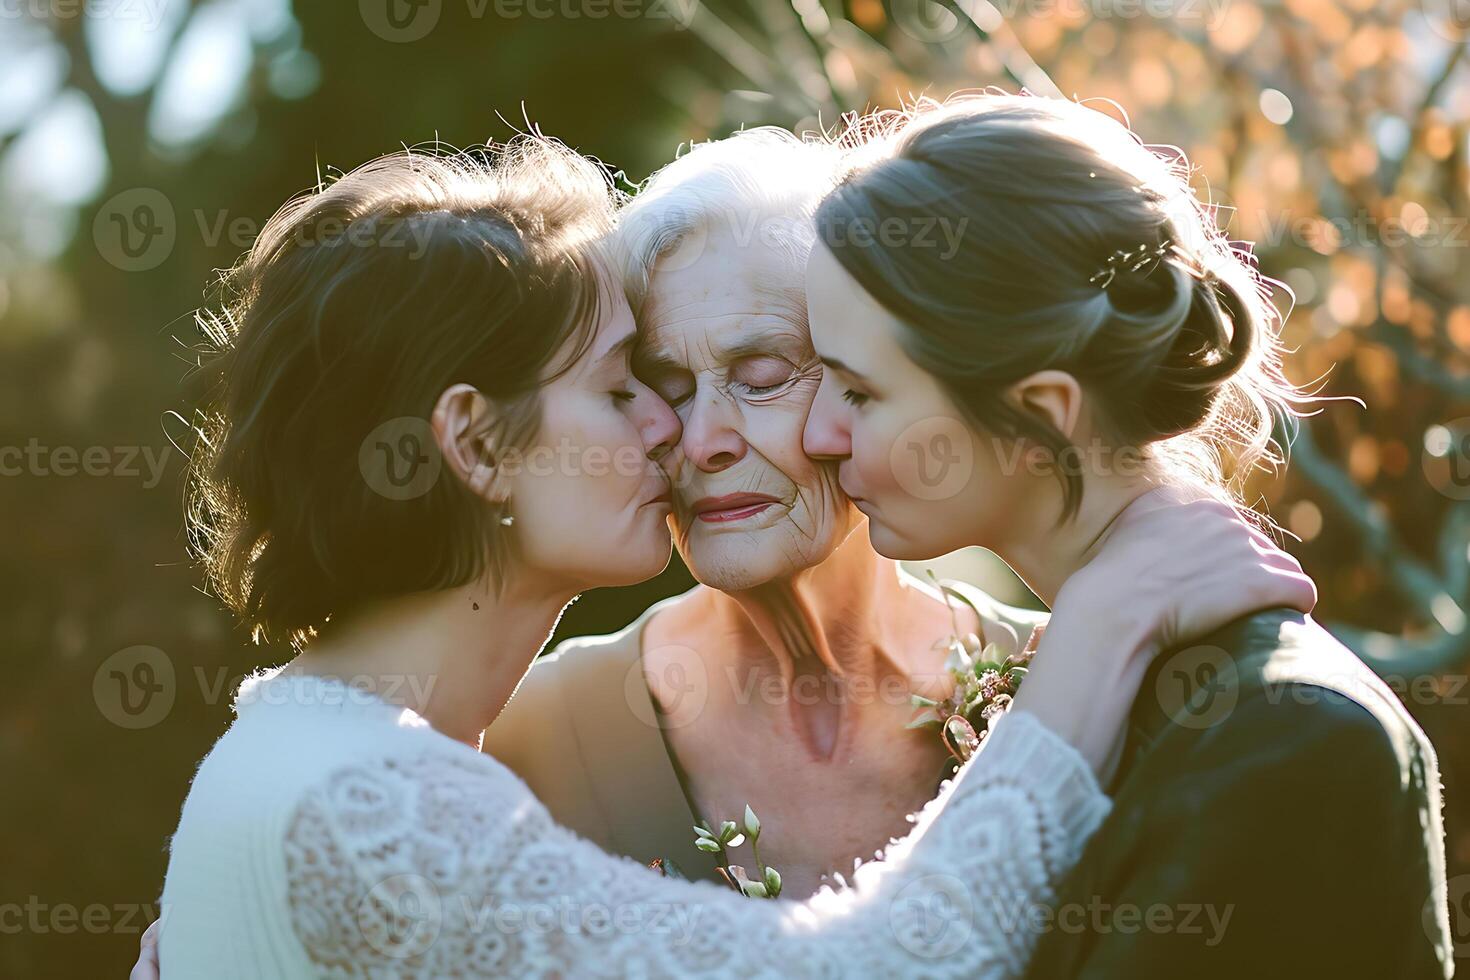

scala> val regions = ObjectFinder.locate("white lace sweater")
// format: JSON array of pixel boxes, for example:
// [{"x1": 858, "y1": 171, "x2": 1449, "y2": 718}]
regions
[{"x1": 157, "y1": 670, "x2": 1110, "y2": 978}]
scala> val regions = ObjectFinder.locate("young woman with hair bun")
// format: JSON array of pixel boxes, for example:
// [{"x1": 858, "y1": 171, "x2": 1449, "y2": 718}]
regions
[{"x1": 803, "y1": 93, "x2": 1450, "y2": 977}]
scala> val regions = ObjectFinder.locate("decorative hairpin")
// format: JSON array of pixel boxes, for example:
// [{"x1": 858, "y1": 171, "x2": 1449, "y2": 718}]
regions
[{"x1": 1088, "y1": 241, "x2": 1173, "y2": 290}]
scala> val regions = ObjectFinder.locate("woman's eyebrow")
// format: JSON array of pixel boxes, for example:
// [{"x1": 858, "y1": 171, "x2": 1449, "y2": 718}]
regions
[
  {"x1": 632, "y1": 336, "x2": 683, "y2": 374},
  {"x1": 819, "y1": 354, "x2": 866, "y2": 381},
  {"x1": 591, "y1": 331, "x2": 639, "y2": 371}
]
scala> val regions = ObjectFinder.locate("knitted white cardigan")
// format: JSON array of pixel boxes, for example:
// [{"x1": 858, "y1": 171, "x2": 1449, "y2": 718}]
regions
[{"x1": 158, "y1": 669, "x2": 1109, "y2": 978}]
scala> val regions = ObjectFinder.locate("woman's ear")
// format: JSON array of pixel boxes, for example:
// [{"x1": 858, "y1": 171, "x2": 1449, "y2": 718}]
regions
[
  {"x1": 1005, "y1": 370, "x2": 1083, "y2": 440},
  {"x1": 431, "y1": 383, "x2": 510, "y2": 504}
]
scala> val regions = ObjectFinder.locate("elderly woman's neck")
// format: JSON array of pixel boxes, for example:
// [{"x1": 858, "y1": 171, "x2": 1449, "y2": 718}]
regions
[{"x1": 708, "y1": 523, "x2": 954, "y2": 683}]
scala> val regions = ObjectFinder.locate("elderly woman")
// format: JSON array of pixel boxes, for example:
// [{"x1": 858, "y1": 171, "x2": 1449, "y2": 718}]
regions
[{"x1": 482, "y1": 128, "x2": 1310, "y2": 897}]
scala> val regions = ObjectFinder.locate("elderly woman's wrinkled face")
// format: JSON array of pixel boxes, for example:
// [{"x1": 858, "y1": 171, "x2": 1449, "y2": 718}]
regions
[{"x1": 635, "y1": 224, "x2": 857, "y2": 590}]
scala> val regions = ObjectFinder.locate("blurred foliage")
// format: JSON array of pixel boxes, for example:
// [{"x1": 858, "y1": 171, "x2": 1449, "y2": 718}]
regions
[{"x1": 0, "y1": 0, "x2": 1466, "y2": 974}]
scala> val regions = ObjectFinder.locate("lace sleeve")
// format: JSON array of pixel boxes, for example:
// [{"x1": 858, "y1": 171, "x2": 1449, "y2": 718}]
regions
[{"x1": 283, "y1": 709, "x2": 1109, "y2": 978}]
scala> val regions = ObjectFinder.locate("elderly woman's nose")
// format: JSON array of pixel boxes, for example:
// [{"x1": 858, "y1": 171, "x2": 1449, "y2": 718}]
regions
[{"x1": 682, "y1": 389, "x2": 748, "y2": 472}]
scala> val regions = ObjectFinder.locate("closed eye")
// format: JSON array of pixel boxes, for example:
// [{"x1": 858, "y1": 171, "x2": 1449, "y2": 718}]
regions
[
  {"x1": 730, "y1": 378, "x2": 795, "y2": 398},
  {"x1": 728, "y1": 355, "x2": 817, "y2": 401},
  {"x1": 841, "y1": 389, "x2": 869, "y2": 407}
]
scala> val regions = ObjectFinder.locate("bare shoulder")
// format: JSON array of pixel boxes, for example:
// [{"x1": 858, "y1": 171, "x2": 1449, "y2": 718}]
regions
[
  {"x1": 480, "y1": 628, "x2": 623, "y2": 760},
  {"x1": 482, "y1": 587, "x2": 704, "y2": 760}
]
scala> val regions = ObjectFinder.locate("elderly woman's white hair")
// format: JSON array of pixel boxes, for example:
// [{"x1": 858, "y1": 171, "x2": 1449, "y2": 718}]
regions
[{"x1": 613, "y1": 127, "x2": 845, "y2": 315}]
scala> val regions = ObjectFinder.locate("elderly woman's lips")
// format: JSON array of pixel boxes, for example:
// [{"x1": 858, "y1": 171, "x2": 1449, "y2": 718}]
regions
[
  {"x1": 697, "y1": 503, "x2": 773, "y2": 523},
  {"x1": 691, "y1": 493, "x2": 779, "y2": 523}
]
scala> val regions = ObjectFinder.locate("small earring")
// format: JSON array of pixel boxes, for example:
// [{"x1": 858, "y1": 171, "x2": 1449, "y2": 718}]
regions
[{"x1": 499, "y1": 515, "x2": 515, "y2": 527}]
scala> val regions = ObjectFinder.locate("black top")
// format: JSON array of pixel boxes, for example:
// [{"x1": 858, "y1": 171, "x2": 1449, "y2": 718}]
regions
[{"x1": 1023, "y1": 608, "x2": 1452, "y2": 979}]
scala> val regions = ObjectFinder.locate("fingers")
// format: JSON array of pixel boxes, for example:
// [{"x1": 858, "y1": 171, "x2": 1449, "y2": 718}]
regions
[
  {"x1": 1201, "y1": 518, "x2": 1317, "y2": 617},
  {"x1": 1253, "y1": 562, "x2": 1318, "y2": 613},
  {"x1": 129, "y1": 919, "x2": 160, "y2": 980},
  {"x1": 129, "y1": 947, "x2": 159, "y2": 980},
  {"x1": 1084, "y1": 495, "x2": 1321, "y2": 643},
  {"x1": 1226, "y1": 515, "x2": 1317, "y2": 614}
]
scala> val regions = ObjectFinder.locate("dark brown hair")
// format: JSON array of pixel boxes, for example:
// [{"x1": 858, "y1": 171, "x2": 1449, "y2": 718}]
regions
[
  {"x1": 184, "y1": 138, "x2": 618, "y2": 648},
  {"x1": 818, "y1": 93, "x2": 1311, "y2": 519}
]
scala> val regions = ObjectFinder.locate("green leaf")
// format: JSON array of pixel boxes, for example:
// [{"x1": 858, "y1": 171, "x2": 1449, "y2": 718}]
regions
[
  {"x1": 764, "y1": 867, "x2": 782, "y2": 897},
  {"x1": 910, "y1": 693, "x2": 939, "y2": 708},
  {"x1": 744, "y1": 804, "x2": 761, "y2": 838},
  {"x1": 719, "y1": 820, "x2": 738, "y2": 843},
  {"x1": 695, "y1": 838, "x2": 722, "y2": 853},
  {"x1": 740, "y1": 880, "x2": 769, "y2": 899},
  {"x1": 693, "y1": 825, "x2": 716, "y2": 840},
  {"x1": 939, "y1": 582, "x2": 985, "y2": 621}
]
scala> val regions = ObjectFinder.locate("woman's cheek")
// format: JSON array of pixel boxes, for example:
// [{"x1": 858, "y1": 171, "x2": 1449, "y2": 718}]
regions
[
  {"x1": 854, "y1": 419, "x2": 895, "y2": 495},
  {"x1": 741, "y1": 408, "x2": 814, "y2": 486}
]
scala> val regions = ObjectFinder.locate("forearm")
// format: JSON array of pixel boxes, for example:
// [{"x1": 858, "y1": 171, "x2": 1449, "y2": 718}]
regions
[
  {"x1": 1010, "y1": 603, "x2": 1156, "y2": 784},
  {"x1": 288, "y1": 712, "x2": 1111, "y2": 977}
]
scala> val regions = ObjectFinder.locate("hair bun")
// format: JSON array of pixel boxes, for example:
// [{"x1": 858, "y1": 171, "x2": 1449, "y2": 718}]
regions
[
  {"x1": 1162, "y1": 273, "x2": 1253, "y2": 385},
  {"x1": 1137, "y1": 270, "x2": 1255, "y2": 437}
]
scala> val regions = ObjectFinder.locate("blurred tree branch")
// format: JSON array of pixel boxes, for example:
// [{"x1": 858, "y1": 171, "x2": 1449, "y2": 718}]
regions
[{"x1": 671, "y1": 0, "x2": 1470, "y2": 682}]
